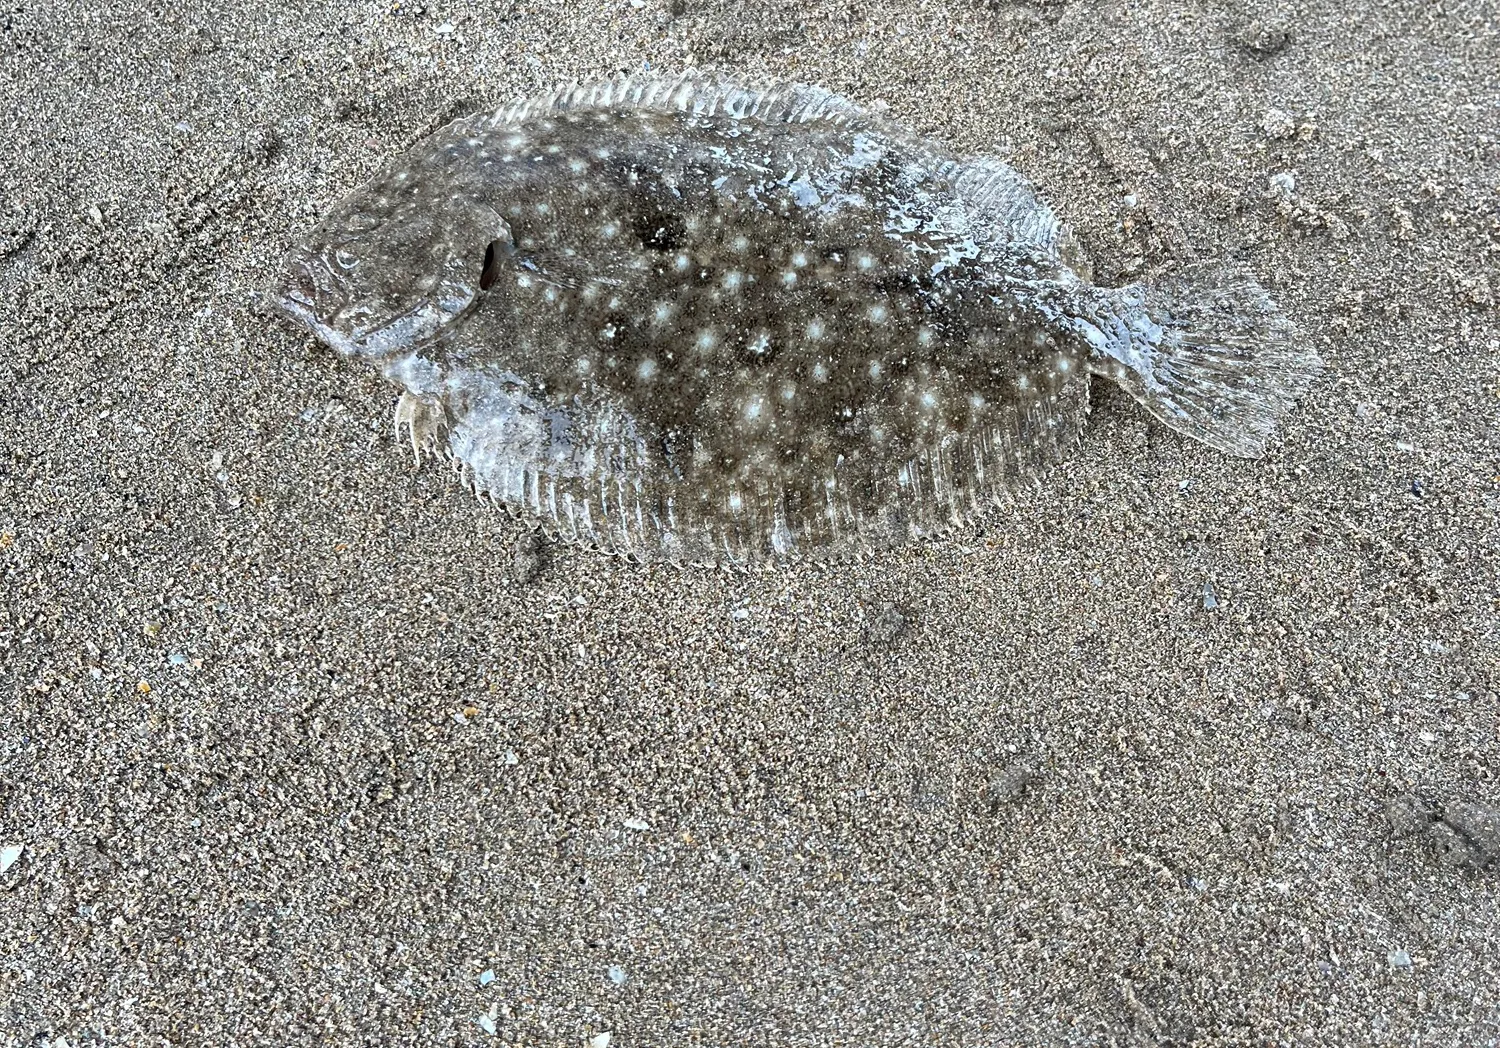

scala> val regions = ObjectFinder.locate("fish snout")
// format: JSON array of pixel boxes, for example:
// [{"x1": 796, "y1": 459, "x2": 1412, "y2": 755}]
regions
[{"x1": 270, "y1": 257, "x2": 323, "y2": 327}]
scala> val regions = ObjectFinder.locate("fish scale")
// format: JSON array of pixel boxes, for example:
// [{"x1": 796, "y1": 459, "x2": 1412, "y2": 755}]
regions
[{"x1": 271, "y1": 73, "x2": 1319, "y2": 565}]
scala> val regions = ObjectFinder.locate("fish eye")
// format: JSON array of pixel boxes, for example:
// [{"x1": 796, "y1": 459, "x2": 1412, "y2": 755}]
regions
[{"x1": 479, "y1": 239, "x2": 505, "y2": 291}]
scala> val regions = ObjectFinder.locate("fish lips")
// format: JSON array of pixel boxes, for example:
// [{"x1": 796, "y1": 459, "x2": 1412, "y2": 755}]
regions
[{"x1": 260, "y1": 255, "x2": 363, "y2": 355}]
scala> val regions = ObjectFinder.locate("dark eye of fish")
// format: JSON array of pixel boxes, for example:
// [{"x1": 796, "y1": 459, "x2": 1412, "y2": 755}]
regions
[
  {"x1": 479, "y1": 239, "x2": 503, "y2": 291},
  {"x1": 270, "y1": 74, "x2": 1320, "y2": 566}
]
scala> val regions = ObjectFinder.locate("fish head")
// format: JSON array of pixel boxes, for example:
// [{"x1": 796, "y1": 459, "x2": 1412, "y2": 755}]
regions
[{"x1": 271, "y1": 176, "x2": 512, "y2": 360}]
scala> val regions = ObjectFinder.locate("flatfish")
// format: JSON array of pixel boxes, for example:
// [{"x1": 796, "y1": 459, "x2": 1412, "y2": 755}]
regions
[{"x1": 270, "y1": 74, "x2": 1320, "y2": 565}]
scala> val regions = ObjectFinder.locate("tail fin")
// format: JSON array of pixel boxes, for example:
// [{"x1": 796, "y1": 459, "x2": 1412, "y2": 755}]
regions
[{"x1": 1098, "y1": 263, "x2": 1320, "y2": 458}]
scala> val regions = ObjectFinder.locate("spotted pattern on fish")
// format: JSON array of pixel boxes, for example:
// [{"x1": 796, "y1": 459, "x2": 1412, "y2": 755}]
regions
[{"x1": 272, "y1": 75, "x2": 1320, "y2": 565}]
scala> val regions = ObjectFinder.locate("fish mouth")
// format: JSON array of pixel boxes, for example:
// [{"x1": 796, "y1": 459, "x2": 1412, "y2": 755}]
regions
[
  {"x1": 265, "y1": 257, "x2": 326, "y2": 327},
  {"x1": 264, "y1": 256, "x2": 366, "y2": 358},
  {"x1": 268, "y1": 283, "x2": 318, "y2": 328}
]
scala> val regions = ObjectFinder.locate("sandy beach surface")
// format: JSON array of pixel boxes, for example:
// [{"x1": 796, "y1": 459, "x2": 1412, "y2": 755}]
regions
[{"x1": 3, "y1": 0, "x2": 1498, "y2": 1044}]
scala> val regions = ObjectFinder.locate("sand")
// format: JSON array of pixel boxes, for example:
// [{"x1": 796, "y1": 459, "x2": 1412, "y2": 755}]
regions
[{"x1": 2, "y1": 0, "x2": 1498, "y2": 1044}]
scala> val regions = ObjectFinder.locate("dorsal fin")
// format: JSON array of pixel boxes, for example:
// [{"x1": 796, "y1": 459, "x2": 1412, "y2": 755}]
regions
[
  {"x1": 471, "y1": 75, "x2": 1085, "y2": 273},
  {"x1": 475, "y1": 72, "x2": 888, "y2": 134},
  {"x1": 950, "y1": 157, "x2": 1085, "y2": 271}
]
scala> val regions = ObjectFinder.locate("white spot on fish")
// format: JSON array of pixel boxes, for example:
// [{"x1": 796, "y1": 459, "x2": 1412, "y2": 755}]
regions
[{"x1": 788, "y1": 178, "x2": 821, "y2": 207}]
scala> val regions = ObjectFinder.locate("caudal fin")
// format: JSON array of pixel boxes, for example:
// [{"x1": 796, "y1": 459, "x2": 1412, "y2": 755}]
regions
[{"x1": 1104, "y1": 263, "x2": 1320, "y2": 458}]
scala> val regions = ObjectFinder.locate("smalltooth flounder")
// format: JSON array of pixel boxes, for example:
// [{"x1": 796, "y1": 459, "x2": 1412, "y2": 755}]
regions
[{"x1": 270, "y1": 74, "x2": 1320, "y2": 565}]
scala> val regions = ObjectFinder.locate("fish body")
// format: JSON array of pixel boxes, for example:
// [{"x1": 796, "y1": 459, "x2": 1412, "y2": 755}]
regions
[{"x1": 272, "y1": 75, "x2": 1319, "y2": 565}]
